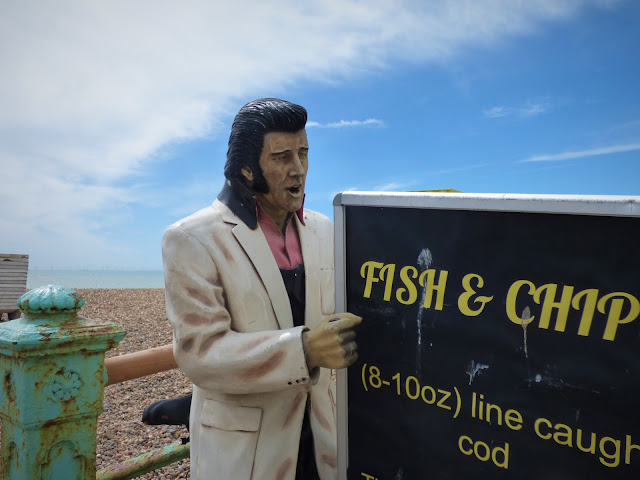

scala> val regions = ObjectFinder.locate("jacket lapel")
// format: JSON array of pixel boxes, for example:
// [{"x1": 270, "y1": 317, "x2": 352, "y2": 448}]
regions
[
  {"x1": 296, "y1": 213, "x2": 320, "y2": 327},
  {"x1": 220, "y1": 202, "x2": 293, "y2": 330}
]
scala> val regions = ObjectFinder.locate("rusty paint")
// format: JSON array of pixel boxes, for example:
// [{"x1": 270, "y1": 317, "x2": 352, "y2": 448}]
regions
[
  {"x1": 0, "y1": 283, "x2": 183, "y2": 478},
  {"x1": 282, "y1": 391, "x2": 305, "y2": 430},
  {"x1": 58, "y1": 313, "x2": 82, "y2": 328},
  {"x1": 0, "y1": 285, "x2": 123, "y2": 479},
  {"x1": 93, "y1": 362, "x2": 106, "y2": 387},
  {"x1": 241, "y1": 350, "x2": 286, "y2": 381},
  {"x1": 38, "y1": 422, "x2": 98, "y2": 478},
  {"x1": 274, "y1": 457, "x2": 294, "y2": 479},
  {"x1": 41, "y1": 418, "x2": 58, "y2": 428},
  {"x1": 312, "y1": 400, "x2": 332, "y2": 432},
  {"x1": 96, "y1": 440, "x2": 190, "y2": 480},
  {"x1": 4, "y1": 370, "x2": 14, "y2": 403}
]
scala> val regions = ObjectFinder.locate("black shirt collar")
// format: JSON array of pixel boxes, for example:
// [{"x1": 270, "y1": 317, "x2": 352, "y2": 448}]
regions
[{"x1": 217, "y1": 178, "x2": 259, "y2": 229}]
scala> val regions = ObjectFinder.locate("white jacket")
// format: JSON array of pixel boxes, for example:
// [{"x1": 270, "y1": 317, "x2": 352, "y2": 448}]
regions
[{"x1": 162, "y1": 198, "x2": 337, "y2": 480}]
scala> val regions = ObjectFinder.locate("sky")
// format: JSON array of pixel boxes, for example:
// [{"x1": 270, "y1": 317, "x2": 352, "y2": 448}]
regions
[{"x1": 1, "y1": 0, "x2": 639, "y2": 270}]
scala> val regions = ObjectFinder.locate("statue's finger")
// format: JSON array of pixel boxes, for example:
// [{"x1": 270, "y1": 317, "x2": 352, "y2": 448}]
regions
[{"x1": 338, "y1": 330, "x2": 356, "y2": 344}]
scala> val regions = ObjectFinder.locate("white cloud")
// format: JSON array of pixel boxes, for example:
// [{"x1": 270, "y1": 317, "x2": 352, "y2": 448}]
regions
[
  {"x1": 484, "y1": 106, "x2": 510, "y2": 118},
  {"x1": 484, "y1": 100, "x2": 553, "y2": 119},
  {"x1": 521, "y1": 142, "x2": 640, "y2": 162},
  {"x1": 372, "y1": 181, "x2": 413, "y2": 191},
  {"x1": 0, "y1": 0, "x2": 612, "y2": 267},
  {"x1": 307, "y1": 119, "x2": 386, "y2": 128}
]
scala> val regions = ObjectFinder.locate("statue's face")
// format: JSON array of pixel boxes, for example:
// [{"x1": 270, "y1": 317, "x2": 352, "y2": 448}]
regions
[{"x1": 245, "y1": 129, "x2": 308, "y2": 226}]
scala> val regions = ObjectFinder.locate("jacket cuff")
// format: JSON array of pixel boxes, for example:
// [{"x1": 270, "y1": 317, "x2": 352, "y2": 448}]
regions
[{"x1": 300, "y1": 326, "x2": 320, "y2": 385}]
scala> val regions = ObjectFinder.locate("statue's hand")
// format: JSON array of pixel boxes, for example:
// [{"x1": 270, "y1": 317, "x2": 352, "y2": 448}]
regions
[{"x1": 302, "y1": 313, "x2": 362, "y2": 369}]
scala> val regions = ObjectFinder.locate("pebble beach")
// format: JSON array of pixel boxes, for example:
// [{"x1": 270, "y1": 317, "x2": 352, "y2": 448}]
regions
[{"x1": 88, "y1": 289, "x2": 193, "y2": 479}]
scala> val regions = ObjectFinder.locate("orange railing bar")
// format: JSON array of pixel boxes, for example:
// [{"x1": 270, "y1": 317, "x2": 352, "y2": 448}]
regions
[{"x1": 105, "y1": 343, "x2": 177, "y2": 386}]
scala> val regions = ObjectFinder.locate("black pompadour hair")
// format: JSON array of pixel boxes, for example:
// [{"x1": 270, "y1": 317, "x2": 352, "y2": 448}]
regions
[{"x1": 224, "y1": 98, "x2": 307, "y2": 193}]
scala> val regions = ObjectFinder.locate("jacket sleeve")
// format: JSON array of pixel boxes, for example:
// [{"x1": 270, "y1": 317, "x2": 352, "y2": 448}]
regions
[{"x1": 162, "y1": 225, "x2": 315, "y2": 394}]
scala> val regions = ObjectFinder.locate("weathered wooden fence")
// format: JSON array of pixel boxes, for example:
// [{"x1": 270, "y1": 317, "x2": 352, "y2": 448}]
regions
[
  {"x1": 0, "y1": 254, "x2": 28, "y2": 320},
  {"x1": 0, "y1": 285, "x2": 189, "y2": 479}
]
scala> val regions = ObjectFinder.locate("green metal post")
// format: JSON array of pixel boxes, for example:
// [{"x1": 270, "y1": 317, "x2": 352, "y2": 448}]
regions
[{"x1": 0, "y1": 285, "x2": 126, "y2": 480}]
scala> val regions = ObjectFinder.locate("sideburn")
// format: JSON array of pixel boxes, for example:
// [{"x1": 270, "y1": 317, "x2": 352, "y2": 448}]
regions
[{"x1": 248, "y1": 168, "x2": 270, "y2": 194}]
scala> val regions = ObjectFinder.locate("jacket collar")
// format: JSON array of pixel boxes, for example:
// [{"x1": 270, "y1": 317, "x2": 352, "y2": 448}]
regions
[
  {"x1": 217, "y1": 178, "x2": 259, "y2": 229},
  {"x1": 217, "y1": 178, "x2": 305, "y2": 230}
]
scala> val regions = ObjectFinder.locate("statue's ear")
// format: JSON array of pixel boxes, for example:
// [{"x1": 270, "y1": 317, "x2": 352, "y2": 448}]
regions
[{"x1": 240, "y1": 167, "x2": 254, "y2": 185}]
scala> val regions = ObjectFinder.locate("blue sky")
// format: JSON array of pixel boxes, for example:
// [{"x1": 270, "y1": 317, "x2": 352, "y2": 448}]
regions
[{"x1": 1, "y1": 0, "x2": 638, "y2": 270}]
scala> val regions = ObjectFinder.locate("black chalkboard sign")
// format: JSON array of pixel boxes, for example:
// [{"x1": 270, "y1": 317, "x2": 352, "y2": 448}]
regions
[{"x1": 334, "y1": 192, "x2": 640, "y2": 480}]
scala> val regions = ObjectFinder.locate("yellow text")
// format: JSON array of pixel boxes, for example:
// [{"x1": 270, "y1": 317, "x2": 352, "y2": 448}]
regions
[{"x1": 506, "y1": 280, "x2": 639, "y2": 341}]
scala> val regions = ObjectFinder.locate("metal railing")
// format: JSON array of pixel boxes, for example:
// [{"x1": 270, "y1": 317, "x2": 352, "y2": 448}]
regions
[
  {"x1": 0, "y1": 285, "x2": 189, "y2": 480},
  {"x1": 98, "y1": 344, "x2": 187, "y2": 480}
]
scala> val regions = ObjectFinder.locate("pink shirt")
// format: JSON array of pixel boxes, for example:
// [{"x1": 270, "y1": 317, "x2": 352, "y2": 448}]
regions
[{"x1": 256, "y1": 202, "x2": 304, "y2": 269}]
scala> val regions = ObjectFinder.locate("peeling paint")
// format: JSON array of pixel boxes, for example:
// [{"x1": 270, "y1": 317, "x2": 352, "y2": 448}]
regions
[
  {"x1": 466, "y1": 360, "x2": 489, "y2": 385},
  {"x1": 521, "y1": 306, "x2": 531, "y2": 359},
  {"x1": 528, "y1": 373, "x2": 600, "y2": 393},
  {"x1": 416, "y1": 248, "x2": 432, "y2": 373},
  {"x1": 0, "y1": 285, "x2": 124, "y2": 479},
  {"x1": 96, "y1": 441, "x2": 189, "y2": 480}
]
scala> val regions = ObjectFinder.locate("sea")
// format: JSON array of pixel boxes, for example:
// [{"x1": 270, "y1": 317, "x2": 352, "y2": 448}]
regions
[{"x1": 27, "y1": 270, "x2": 165, "y2": 289}]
